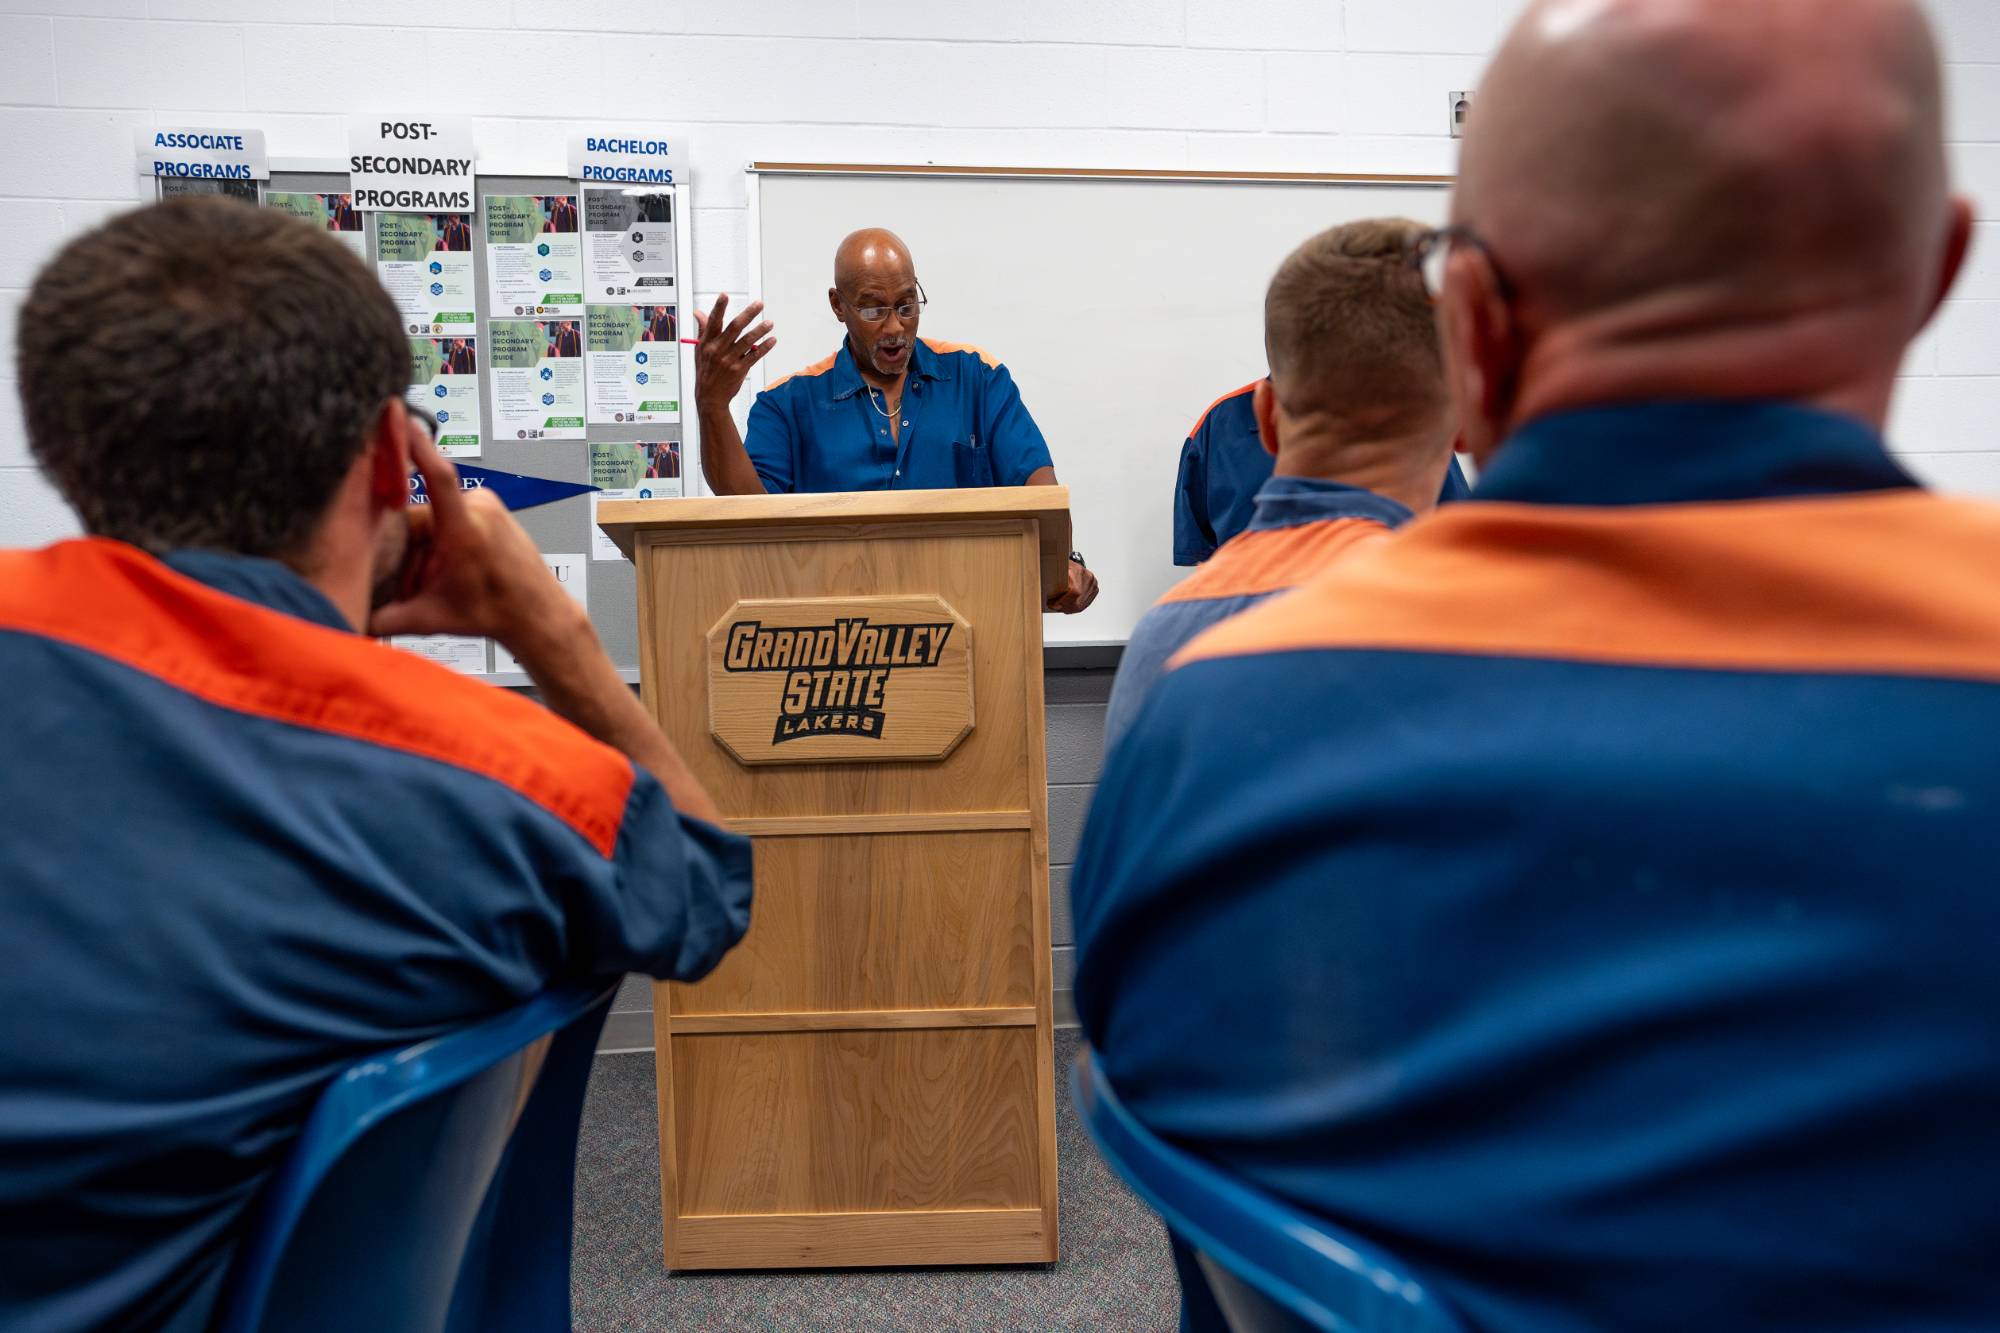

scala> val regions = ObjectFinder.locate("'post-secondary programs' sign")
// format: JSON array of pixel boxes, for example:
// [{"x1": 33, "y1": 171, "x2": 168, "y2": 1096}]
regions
[
  {"x1": 348, "y1": 116, "x2": 475, "y2": 213},
  {"x1": 568, "y1": 131, "x2": 682, "y2": 185},
  {"x1": 140, "y1": 127, "x2": 268, "y2": 180}
]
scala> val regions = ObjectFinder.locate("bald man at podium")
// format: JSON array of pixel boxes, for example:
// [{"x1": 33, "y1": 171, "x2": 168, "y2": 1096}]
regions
[{"x1": 690, "y1": 227, "x2": 1098, "y2": 614}]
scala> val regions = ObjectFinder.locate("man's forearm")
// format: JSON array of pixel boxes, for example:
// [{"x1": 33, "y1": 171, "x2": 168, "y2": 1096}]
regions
[
  {"x1": 1020, "y1": 466, "x2": 1097, "y2": 612},
  {"x1": 696, "y1": 398, "x2": 768, "y2": 496},
  {"x1": 507, "y1": 601, "x2": 723, "y2": 825}
]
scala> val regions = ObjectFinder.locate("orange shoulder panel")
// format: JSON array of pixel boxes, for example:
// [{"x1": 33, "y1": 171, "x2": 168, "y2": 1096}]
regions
[
  {"x1": 0, "y1": 540, "x2": 636, "y2": 857},
  {"x1": 919, "y1": 338, "x2": 1001, "y2": 369},
  {"x1": 1157, "y1": 517, "x2": 1390, "y2": 606},
  {"x1": 1173, "y1": 492, "x2": 2000, "y2": 686},
  {"x1": 1189, "y1": 382, "x2": 1261, "y2": 437},
  {"x1": 762, "y1": 350, "x2": 840, "y2": 395}
]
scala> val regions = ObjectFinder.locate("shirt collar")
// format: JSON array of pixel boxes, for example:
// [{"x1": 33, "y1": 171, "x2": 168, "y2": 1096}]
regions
[
  {"x1": 1474, "y1": 400, "x2": 1918, "y2": 507},
  {"x1": 826, "y1": 338, "x2": 947, "y2": 402},
  {"x1": 906, "y1": 337, "x2": 949, "y2": 382},
  {"x1": 1247, "y1": 474, "x2": 1416, "y2": 533},
  {"x1": 161, "y1": 548, "x2": 352, "y2": 632},
  {"x1": 825, "y1": 342, "x2": 867, "y2": 402}
]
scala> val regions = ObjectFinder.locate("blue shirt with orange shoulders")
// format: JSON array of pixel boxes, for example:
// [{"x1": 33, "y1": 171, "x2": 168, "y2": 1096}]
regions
[
  {"x1": 0, "y1": 539, "x2": 753, "y2": 1333},
  {"x1": 745, "y1": 337, "x2": 1054, "y2": 493},
  {"x1": 1105, "y1": 475, "x2": 1411, "y2": 751},
  {"x1": 1172, "y1": 381, "x2": 1472, "y2": 563},
  {"x1": 1077, "y1": 400, "x2": 2000, "y2": 1333}
]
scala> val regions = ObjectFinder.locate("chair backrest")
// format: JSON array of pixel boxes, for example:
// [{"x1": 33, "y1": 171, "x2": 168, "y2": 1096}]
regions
[
  {"x1": 212, "y1": 978, "x2": 620, "y2": 1333},
  {"x1": 1072, "y1": 1047, "x2": 1470, "y2": 1333}
]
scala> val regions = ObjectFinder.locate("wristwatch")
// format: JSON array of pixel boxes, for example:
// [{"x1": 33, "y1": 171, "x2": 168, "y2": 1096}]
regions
[{"x1": 1070, "y1": 550, "x2": 1086, "y2": 567}]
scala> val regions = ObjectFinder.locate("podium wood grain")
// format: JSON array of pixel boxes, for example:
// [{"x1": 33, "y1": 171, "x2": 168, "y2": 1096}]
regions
[
  {"x1": 676, "y1": 831, "x2": 1036, "y2": 1014},
  {"x1": 602, "y1": 488, "x2": 1068, "y2": 1270},
  {"x1": 673, "y1": 1028, "x2": 1041, "y2": 1215}
]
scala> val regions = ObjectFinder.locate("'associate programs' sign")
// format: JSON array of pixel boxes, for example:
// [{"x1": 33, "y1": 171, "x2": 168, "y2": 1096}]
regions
[
  {"x1": 568, "y1": 130, "x2": 684, "y2": 185},
  {"x1": 140, "y1": 127, "x2": 268, "y2": 180},
  {"x1": 348, "y1": 116, "x2": 475, "y2": 212}
]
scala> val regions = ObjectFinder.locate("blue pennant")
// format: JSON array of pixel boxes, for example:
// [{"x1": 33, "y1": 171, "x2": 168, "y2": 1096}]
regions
[{"x1": 409, "y1": 464, "x2": 597, "y2": 512}]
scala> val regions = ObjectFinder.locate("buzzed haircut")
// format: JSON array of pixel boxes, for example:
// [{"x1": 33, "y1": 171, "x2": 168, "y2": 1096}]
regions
[
  {"x1": 1263, "y1": 218, "x2": 1443, "y2": 431},
  {"x1": 17, "y1": 196, "x2": 409, "y2": 558}
]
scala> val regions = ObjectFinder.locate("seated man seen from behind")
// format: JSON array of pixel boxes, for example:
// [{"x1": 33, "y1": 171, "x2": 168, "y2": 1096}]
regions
[
  {"x1": 0, "y1": 198, "x2": 753, "y2": 1333},
  {"x1": 1171, "y1": 372, "x2": 1469, "y2": 567},
  {"x1": 1106, "y1": 218, "x2": 1458, "y2": 751},
  {"x1": 1073, "y1": 1, "x2": 2000, "y2": 1330}
]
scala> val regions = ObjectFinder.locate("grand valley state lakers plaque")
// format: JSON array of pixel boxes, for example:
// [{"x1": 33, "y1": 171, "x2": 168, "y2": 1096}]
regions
[{"x1": 705, "y1": 594, "x2": 975, "y2": 764}]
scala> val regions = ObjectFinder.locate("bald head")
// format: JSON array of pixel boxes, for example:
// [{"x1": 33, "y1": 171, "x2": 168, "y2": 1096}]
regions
[
  {"x1": 1462, "y1": 0, "x2": 1948, "y2": 316},
  {"x1": 1440, "y1": 0, "x2": 1969, "y2": 448},
  {"x1": 833, "y1": 228, "x2": 915, "y2": 294}
]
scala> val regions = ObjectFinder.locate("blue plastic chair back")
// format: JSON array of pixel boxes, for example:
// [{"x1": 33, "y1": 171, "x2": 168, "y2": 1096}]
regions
[
  {"x1": 212, "y1": 977, "x2": 619, "y2": 1333},
  {"x1": 1073, "y1": 1047, "x2": 1470, "y2": 1333}
]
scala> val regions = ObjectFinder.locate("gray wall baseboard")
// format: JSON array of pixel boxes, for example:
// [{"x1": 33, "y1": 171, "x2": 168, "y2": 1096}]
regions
[{"x1": 597, "y1": 1008, "x2": 659, "y2": 1054}]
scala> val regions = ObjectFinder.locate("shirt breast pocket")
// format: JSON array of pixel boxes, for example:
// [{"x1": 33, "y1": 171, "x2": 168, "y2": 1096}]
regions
[{"x1": 952, "y1": 439, "x2": 996, "y2": 488}]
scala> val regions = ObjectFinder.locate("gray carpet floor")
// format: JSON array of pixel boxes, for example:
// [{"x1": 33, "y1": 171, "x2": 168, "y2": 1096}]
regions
[{"x1": 570, "y1": 1029, "x2": 1179, "y2": 1332}]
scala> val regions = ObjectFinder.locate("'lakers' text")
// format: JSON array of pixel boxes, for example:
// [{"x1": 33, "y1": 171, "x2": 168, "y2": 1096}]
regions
[{"x1": 723, "y1": 617, "x2": 954, "y2": 744}]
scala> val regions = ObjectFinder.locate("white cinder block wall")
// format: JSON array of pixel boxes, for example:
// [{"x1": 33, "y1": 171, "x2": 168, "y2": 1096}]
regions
[{"x1": 6, "y1": 0, "x2": 2000, "y2": 539}]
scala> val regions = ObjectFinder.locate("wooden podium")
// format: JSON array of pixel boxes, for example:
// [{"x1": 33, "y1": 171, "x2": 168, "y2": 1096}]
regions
[{"x1": 597, "y1": 487, "x2": 1071, "y2": 1271}]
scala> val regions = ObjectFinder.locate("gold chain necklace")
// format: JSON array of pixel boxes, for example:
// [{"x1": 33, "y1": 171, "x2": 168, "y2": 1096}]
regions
[{"x1": 866, "y1": 380, "x2": 905, "y2": 421}]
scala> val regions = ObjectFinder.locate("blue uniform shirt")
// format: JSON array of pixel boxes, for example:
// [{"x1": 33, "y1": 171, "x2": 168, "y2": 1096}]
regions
[
  {"x1": 1172, "y1": 382, "x2": 1471, "y2": 563},
  {"x1": 1105, "y1": 476, "x2": 1411, "y2": 751},
  {"x1": 745, "y1": 337, "x2": 1054, "y2": 493},
  {"x1": 0, "y1": 540, "x2": 754, "y2": 1333},
  {"x1": 1080, "y1": 401, "x2": 2000, "y2": 1333}
]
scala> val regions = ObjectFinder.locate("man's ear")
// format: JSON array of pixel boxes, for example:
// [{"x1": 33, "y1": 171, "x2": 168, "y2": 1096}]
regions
[
  {"x1": 828, "y1": 286, "x2": 843, "y2": 321},
  {"x1": 366, "y1": 399, "x2": 413, "y2": 516},
  {"x1": 1251, "y1": 378, "x2": 1280, "y2": 457},
  {"x1": 1922, "y1": 196, "x2": 1976, "y2": 329},
  {"x1": 1438, "y1": 248, "x2": 1519, "y2": 466}
]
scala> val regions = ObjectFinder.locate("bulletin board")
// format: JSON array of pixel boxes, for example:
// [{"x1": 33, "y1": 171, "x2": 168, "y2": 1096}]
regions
[{"x1": 157, "y1": 165, "x2": 698, "y2": 683}]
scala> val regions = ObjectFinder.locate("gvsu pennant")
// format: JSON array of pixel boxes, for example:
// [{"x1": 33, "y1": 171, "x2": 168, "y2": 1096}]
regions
[{"x1": 408, "y1": 465, "x2": 596, "y2": 512}]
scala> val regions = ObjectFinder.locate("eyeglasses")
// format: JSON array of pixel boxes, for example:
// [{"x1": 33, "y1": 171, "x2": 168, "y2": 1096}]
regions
[
  {"x1": 1407, "y1": 226, "x2": 1511, "y2": 302},
  {"x1": 842, "y1": 280, "x2": 927, "y2": 324}
]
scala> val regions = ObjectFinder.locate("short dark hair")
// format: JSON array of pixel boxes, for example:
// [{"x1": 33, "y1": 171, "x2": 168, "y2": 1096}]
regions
[
  {"x1": 17, "y1": 196, "x2": 408, "y2": 557},
  {"x1": 1263, "y1": 218, "x2": 1444, "y2": 431}
]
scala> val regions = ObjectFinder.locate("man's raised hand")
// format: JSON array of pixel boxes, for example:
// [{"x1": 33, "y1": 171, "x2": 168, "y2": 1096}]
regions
[{"x1": 691, "y1": 294, "x2": 777, "y2": 407}]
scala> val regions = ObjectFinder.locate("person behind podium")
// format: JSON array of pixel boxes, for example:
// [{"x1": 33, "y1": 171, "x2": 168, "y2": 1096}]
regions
[
  {"x1": 0, "y1": 197, "x2": 752, "y2": 1333},
  {"x1": 690, "y1": 226, "x2": 1098, "y2": 613},
  {"x1": 1106, "y1": 218, "x2": 1458, "y2": 751},
  {"x1": 1076, "y1": 0, "x2": 1998, "y2": 1329}
]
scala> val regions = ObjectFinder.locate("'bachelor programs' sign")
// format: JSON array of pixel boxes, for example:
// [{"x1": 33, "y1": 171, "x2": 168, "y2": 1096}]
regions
[{"x1": 568, "y1": 130, "x2": 683, "y2": 185}]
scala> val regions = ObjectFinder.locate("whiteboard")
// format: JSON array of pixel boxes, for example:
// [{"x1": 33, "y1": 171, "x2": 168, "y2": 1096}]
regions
[{"x1": 750, "y1": 167, "x2": 1452, "y2": 645}]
